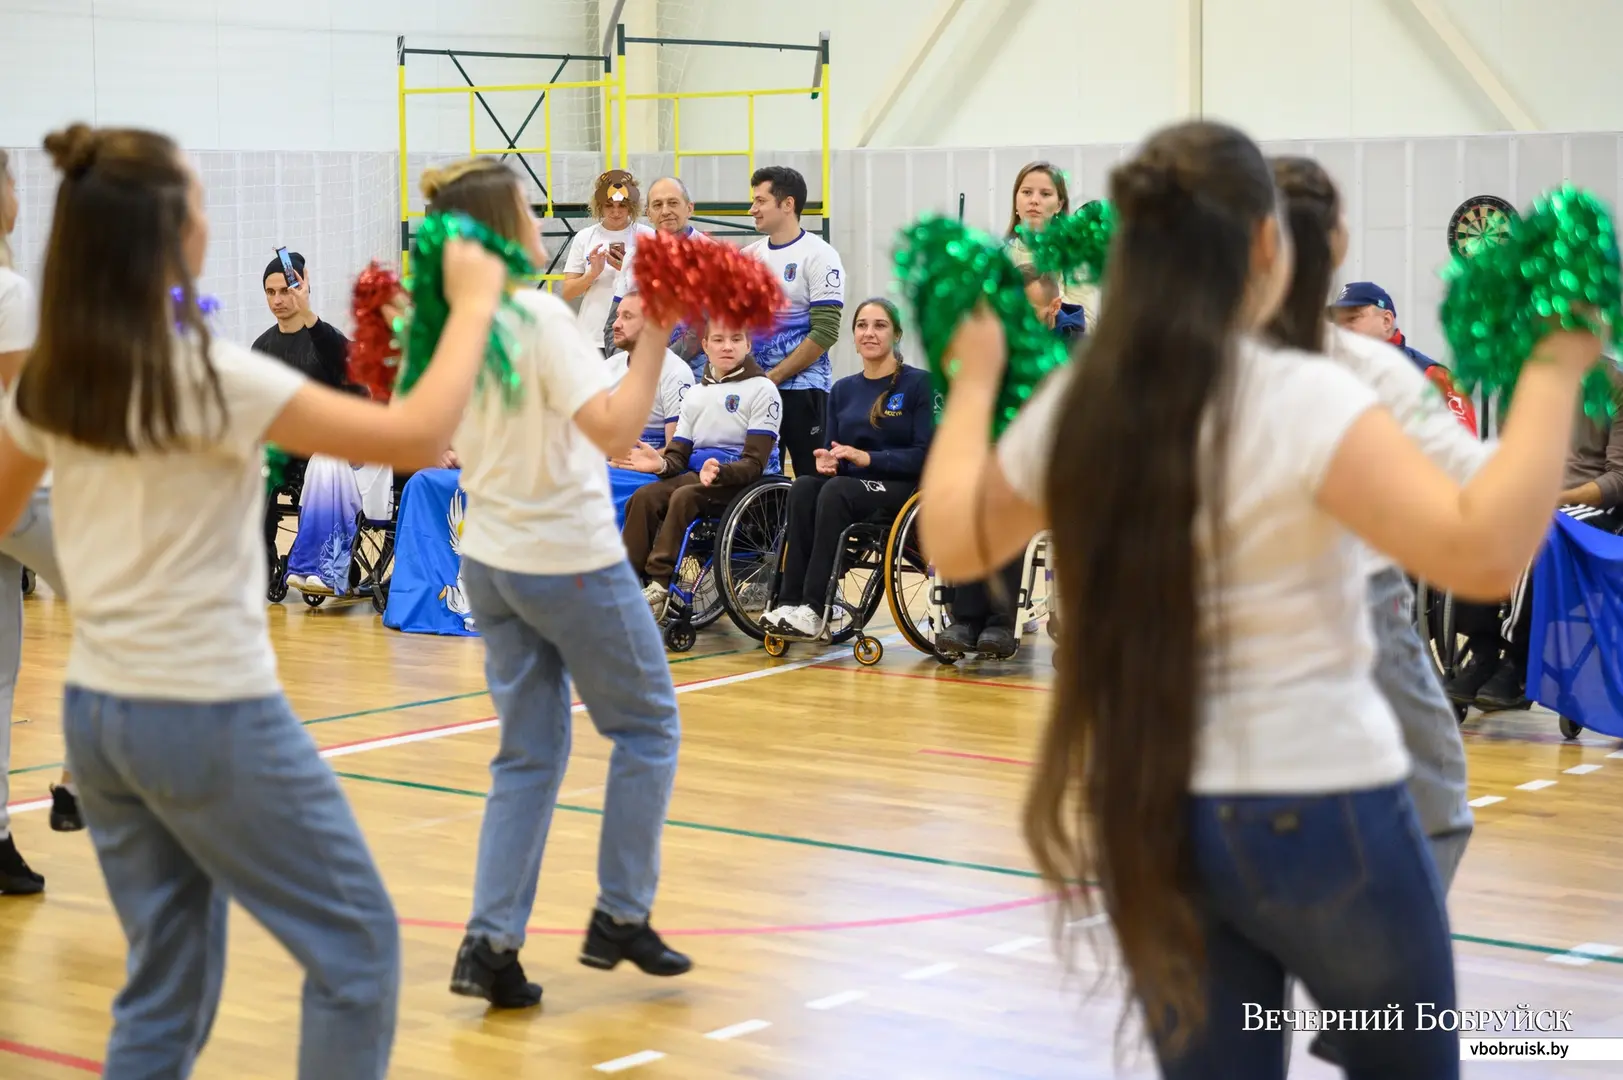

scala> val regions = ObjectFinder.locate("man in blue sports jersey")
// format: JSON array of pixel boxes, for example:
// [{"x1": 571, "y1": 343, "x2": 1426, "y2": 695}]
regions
[{"x1": 744, "y1": 166, "x2": 844, "y2": 478}]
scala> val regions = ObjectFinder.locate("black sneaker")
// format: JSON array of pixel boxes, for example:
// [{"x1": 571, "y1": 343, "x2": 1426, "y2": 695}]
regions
[
  {"x1": 580, "y1": 910, "x2": 692, "y2": 976},
  {"x1": 1476, "y1": 660, "x2": 1530, "y2": 712},
  {"x1": 975, "y1": 626, "x2": 1018, "y2": 660},
  {"x1": 49, "y1": 786, "x2": 84, "y2": 833},
  {"x1": 448, "y1": 935, "x2": 543, "y2": 1008},
  {"x1": 0, "y1": 835, "x2": 44, "y2": 895},
  {"x1": 1445, "y1": 650, "x2": 1500, "y2": 705},
  {"x1": 935, "y1": 622, "x2": 976, "y2": 658}
]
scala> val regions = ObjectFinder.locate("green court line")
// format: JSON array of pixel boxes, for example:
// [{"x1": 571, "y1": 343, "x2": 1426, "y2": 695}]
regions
[
  {"x1": 334, "y1": 769, "x2": 1623, "y2": 967},
  {"x1": 332, "y1": 769, "x2": 1042, "y2": 880},
  {"x1": 5, "y1": 646, "x2": 751, "y2": 776}
]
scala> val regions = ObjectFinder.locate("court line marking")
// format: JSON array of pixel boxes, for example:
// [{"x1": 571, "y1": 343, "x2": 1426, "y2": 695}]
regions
[
  {"x1": 919, "y1": 748, "x2": 1036, "y2": 767},
  {"x1": 986, "y1": 936, "x2": 1043, "y2": 955},
  {"x1": 806, "y1": 990, "x2": 867, "y2": 1011},
  {"x1": 1564, "y1": 763, "x2": 1603, "y2": 775},
  {"x1": 3, "y1": 645, "x2": 753, "y2": 776},
  {"x1": 1546, "y1": 943, "x2": 1621, "y2": 967},
  {"x1": 704, "y1": 1019, "x2": 771, "y2": 1041},
  {"x1": 1467, "y1": 795, "x2": 1506, "y2": 807},
  {"x1": 6, "y1": 638, "x2": 901, "y2": 815},
  {"x1": 0, "y1": 1039, "x2": 100, "y2": 1074},
  {"x1": 901, "y1": 962, "x2": 958, "y2": 981},
  {"x1": 1514, "y1": 779, "x2": 1557, "y2": 791},
  {"x1": 593, "y1": 1049, "x2": 665, "y2": 1072},
  {"x1": 399, "y1": 894, "x2": 1051, "y2": 938},
  {"x1": 812, "y1": 663, "x2": 1051, "y2": 692}
]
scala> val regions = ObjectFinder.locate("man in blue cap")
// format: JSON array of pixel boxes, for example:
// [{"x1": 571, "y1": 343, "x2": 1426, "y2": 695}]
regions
[{"x1": 1332, "y1": 281, "x2": 1478, "y2": 434}]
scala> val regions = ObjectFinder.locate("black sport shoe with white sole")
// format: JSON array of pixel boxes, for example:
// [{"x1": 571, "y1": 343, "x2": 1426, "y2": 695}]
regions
[{"x1": 579, "y1": 910, "x2": 692, "y2": 976}]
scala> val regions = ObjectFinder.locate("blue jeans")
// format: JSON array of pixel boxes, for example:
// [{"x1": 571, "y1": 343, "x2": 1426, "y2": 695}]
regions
[
  {"x1": 1157, "y1": 784, "x2": 1458, "y2": 1080},
  {"x1": 63, "y1": 688, "x2": 399, "y2": 1080},
  {"x1": 1370, "y1": 567, "x2": 1472, "y2": 886},
  {"x1": 461, "y1": 557, "x2": 680, "y2": 951},
  {"x1": 0, "y1": 488, "x2": 65, "y2": 837}
]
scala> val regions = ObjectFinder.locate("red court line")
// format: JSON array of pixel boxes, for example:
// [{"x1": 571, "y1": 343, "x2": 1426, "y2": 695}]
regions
[
  {"x1": 919, "y1": 748, "x2": 1036, "y2": 767},
  {"x1": 811, "y1": 664, "x2": 1052, "y2": 692},
  {"x1": 400, "y1": 892, "x2": 1051, "y2": 938},
  {"x1": 0, "y1": 1039, "x2": 102, "y2": 1074}
]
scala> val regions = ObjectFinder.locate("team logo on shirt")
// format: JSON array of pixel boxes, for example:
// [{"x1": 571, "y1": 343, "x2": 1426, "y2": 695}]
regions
[
  {"x1": 725, "y1": 393, "x2": 741, "y2": 413},
  {"x1": 826, "y1": 269, "x2": 841, "y2": 288},
  {"x1": 932, "y1": 391, "x2": 944, "y2": 419},
  {"x1": 783, "y1": 263, "x2": 798, "y2": 282},
  {"x1": 885, "y1": 392, "x2": 905, "y2": 413},
  {"x1": 766, "y1": 400, "x2": 781, "y2": 421}
]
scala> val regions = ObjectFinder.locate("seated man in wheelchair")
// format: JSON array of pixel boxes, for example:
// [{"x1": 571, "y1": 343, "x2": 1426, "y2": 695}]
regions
[
  {"x1": 615, "y1": 322, "x2": 781, "y2": 616},
  {"x1": 1448, "y1": 368, "x2": 1623, "y2": 710},
  {"x1": 761, "y1": 298, "x2": 933, "y2": 638},
  {"x1": 605, "y1": 290, "x2": 697, "y2": 526}
]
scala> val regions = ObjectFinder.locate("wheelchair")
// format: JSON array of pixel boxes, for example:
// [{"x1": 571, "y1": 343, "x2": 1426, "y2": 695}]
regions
[
  {"x1": 657, "y1": 475, "x2": 791, "y2": 653},
  {"x1": 265, "y1": 459, "x2": 399, "y2": 616},
  {"x1": 1415, "y1": 579, "x2": 1583, "y2": 739},
  {"x1": 20, "y1": 568, "x2": 34, "y2": 596},
  {"x1": 883, "y1": 492, "x2": 1053, "y2": 665},
  {"x1": 730, "y1": 498, "x2": 895, "y2": 666}
]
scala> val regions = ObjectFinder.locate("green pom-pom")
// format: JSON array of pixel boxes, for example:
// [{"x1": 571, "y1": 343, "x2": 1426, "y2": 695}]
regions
[
  {"x1": 1017, "y1": 200, "x2": 1116, "y2": 285},
  {"x1": 1441, "y1": 185, "x2": 1622, "y2": 416},
  {"x1": 398, "y1": 212, "x2": 535, "y2": 407},
  {"x1": 894, "y1": 215, "x2": 1070, "y2": 437},
  {"x1": 264, "y1": 444, "x2": 291, "y2": 495}
]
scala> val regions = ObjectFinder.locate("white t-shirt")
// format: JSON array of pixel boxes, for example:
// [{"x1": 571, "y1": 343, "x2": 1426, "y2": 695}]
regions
[
  {"x1": 0, "y1": 267, "x2": 49, "y2": 490},
  {"x1": 998, "y1": 338, "x2": 1410, "y2": 795},
  {"x1": 565, "y1": 222, "x2": 654, "y2": 344},
  {"x1": 605, "y1": 346, "x2": 693, "y2": 448},
  {"x1": 1327, "y1": 326, "x2": 1492, "y2": 575},
  {"x1": 612, "y1": 225, "x2": 711, "y2": 302},
  {"x1": 454, "y1": 290, "x2": 625, "y2": 576},
  {"x1": 672, "y1": 369, "x2": 783, "y2": 474},
  {"x1": 1, "y1": 337, "x2": 305, "y2": 700},
  {"x1": 742, "y1": 230, "x2": 845, "y2": 392}
]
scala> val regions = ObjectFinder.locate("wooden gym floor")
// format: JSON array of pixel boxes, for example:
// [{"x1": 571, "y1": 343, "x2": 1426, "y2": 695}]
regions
[{"x1": 3, "y1": 586, "x2": 1623, "y2": 1078}]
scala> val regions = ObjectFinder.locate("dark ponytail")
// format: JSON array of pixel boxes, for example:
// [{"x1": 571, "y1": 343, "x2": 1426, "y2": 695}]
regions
[
  {"x1": 852, "y1": 297, "x2": 906, "y2": 428},
  {"x1": 1025, "y1": 121, "x2": 1278, "y2": 1055},
  {"x1": 1267, "y1": 156, "x2": 1341, "y2": 354}
]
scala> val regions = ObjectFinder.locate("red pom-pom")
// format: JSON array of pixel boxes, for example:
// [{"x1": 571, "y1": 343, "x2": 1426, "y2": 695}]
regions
[
  {"x1": 632, "y1": 231, "x2": 783, "y2": 333},
  {"x1": 348, "y1": 262, "x2": 403, "y2": 402}
]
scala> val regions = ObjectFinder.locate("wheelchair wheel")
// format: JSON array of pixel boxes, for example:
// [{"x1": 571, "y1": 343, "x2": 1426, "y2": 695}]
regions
[
  {"x1": 303, "y1": 592, "x2": 326, "y2": 608},
  {"x1": 853, "y1": 634, "x2": 884, "y2": 666},
  {"x1": 267, "y1": 556, "x2": 289, "y2": 604},
  {"x1": 763, "y1": 633, "x2": 789, "y2": 658},
  {"x1": 883, "y1": 493, "x2": 945, "y2": 658},
  {"x1": 1559, "y1": 715, "x2": 1583, "y2": 740},
  {"x1": 20, "y1": 568, "x2": 34, "y2": 597},
  {"x1": 370, "y1": 577, "x2": 390, "y2": 615},
  {"x1": 664, "y1": 621, "x2": 697, "y2": 653},
  {"x1": 716, "y1": 477, "x2": 793, "y2": 640}
]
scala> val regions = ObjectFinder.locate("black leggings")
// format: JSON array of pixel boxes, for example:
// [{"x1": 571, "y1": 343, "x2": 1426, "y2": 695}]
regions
[
  {"x1": 948, "y1": 558, "x2": 1025, "y2": 634},
  {"x1": 777, "y1": 475, "x2": 915, "y2": 608}
]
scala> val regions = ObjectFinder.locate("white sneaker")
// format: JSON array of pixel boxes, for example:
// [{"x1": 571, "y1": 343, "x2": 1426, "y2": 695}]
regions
[
  {"x1": 777, "y1": 605, "x2": 823, "y2": 638},
  {"x1": 284, "y1": 574, "x2": 305, "y2": 590},
  {"x1": 759, "y1": 605, "x2": 789, "y2": 630},
  {"x1": 300, "y1": 576, "x2": 334, "y2": 595},
  {"x1": 642, "y1": 581, "x2": 669, "y2": 618}
]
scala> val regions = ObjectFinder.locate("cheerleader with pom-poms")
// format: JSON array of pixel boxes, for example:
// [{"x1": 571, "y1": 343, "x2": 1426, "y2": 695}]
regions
[
  {"x1": 0, "y1": 123, "x2": 508, "y2": 1077},
  {"x1": 908, "y1": 120, "x2": 1607, "y2": 1077}
]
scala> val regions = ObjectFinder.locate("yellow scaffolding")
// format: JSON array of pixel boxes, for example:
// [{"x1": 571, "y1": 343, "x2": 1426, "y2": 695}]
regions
[{"x1": 396, "y1": 29, "x2": 832, "y2": 276}]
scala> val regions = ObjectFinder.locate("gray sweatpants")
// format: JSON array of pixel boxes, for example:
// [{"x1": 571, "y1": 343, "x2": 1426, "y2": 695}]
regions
[
  {"x1": 1369, "y1": 565, "x2": 1472, "y2": 887},
  {"x1": 0, "y1": 488, "x2": 65, "y2": 839}
]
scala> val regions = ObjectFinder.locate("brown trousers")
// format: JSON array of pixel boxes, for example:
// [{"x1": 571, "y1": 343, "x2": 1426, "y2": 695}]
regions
[{"x1": 622, "y1": 472, "x2": 742, "y2": 586}]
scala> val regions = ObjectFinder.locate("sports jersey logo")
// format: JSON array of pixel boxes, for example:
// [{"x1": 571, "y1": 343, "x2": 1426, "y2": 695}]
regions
[
  {"x1": 784, "y1": 262, "x2": 798, "y2": 282},
  {"x1": 766, "y1": 400, "x2": 781, "y2": 421},
  {"x1": 826, "y1": 268, "x2": 841, "y2": 288},
  {"x1": 932, "y1": 391, "x2": 944, "y2": 419},
  {"x1": 725, "y1": 393, "x2": 741, "y2": 413},
  {"x1": 885, "y1": 392, "x2": 905, "y2": 413}
]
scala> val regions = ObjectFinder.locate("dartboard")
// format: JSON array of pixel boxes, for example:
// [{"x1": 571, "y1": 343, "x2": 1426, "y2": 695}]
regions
[{"x1": 1448, "y1": 195, "x2": 1516, "y2": 259}]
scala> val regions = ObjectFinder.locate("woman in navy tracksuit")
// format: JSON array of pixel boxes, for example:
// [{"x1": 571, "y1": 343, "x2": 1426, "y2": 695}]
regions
[{"x1": 762, "y1": 298, "x2": 933, "y2": 638}]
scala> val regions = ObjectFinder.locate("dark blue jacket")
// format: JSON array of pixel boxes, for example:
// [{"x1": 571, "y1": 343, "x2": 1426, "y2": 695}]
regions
[{"x1": 824, "y1": 365, "x2": 935, "y2": 480}]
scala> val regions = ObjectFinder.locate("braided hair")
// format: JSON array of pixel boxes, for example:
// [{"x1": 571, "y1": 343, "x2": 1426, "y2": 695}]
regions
[{"x1": 853, "y1": 297, "x2": 906, "y2": 427}]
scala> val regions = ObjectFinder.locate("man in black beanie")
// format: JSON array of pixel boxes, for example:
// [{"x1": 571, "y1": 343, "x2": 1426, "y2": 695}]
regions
[{"x1": 252, "y1": 251, "x2": 349, "y2": 389}]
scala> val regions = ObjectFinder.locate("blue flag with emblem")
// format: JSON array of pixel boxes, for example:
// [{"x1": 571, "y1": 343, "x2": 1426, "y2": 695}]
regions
[{"x1": 1529, "y1": 511, "x2": 1623, "y2": 737}]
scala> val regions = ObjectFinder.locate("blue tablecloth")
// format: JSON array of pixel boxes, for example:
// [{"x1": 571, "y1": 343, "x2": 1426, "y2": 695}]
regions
[
  {"x1": 1530, "y1": 512, "x2": 1623, "y2": 737},
  {"x1": 384, "y1": 466, "x2": 658, "y2": 637}
]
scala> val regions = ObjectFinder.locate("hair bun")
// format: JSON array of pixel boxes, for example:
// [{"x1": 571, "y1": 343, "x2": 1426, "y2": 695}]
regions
[
  {"x1": 1112, "y1": 154, "x2": 1186, "y2": 221},
  {"x1": 420, "y1": 165, "x2": 448, "y2": 200},
  {"x1": 43, "y1": 123, "x2": 99, "y2": 177}
]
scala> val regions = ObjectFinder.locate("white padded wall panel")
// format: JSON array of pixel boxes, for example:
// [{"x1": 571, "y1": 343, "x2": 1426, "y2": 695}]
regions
[{"x1": 1567, "y1": 135, "x2": 1621, "y2": 207}]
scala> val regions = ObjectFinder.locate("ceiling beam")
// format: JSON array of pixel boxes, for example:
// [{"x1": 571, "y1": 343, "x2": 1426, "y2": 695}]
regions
[
  {"x1": 1395, "y1": 0, "x2": 1538, "y2": 131},
  {"x1": 853, "y1": 0, "x2": 973, "y2": 148}
]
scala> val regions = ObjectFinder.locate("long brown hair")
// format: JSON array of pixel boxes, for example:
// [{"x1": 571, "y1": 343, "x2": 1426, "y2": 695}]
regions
[
  {"x1": 1267, "y1": 157, "x2": 1341, "y2": 353},
  {"x1": 1006, "y1": 162, "x2": 1071, "y2": 238},
  {"x1": 421, "y1": 158, "x2": 528, "y2": 247},
  {"x1": 1025, "y1": 121, "x2": 1277, "y2": 1053},
  {"x1": 17, "y1": 124, "x2": 221, "y2": 453},
  {"x1": 851, "y1": 298, "x2": 905, "y2": 427}
]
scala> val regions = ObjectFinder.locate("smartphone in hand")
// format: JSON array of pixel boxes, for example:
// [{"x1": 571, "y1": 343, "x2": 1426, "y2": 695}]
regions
[
  {"x1": 275, "y1": 246, "x2": 300, "y2": 288},
  {"x1": 607, "y1": 241, "x2": 626, "y2": 269}
]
